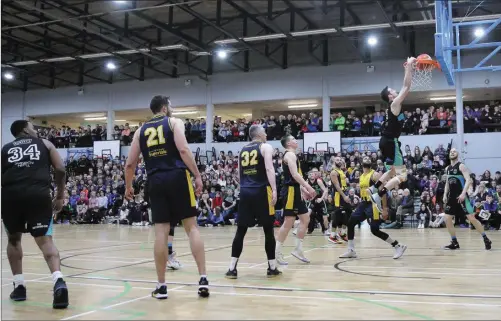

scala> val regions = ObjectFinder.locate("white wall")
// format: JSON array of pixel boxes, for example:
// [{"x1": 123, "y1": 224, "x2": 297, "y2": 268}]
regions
[
  {"x1": 1, "y1": 92, "x2": 25, "y2": 146},
  {"x1": 2, "y1": 54, "x2": 499, "y2": 118}
]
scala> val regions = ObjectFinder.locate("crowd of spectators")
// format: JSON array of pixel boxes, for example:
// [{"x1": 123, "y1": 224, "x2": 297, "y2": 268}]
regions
[
  {"x1": 54, "y1": 142, "x2": 501, "y2": 232},
  {"x1": 34, "y1": 101, "x2": 501, "y2": 147},
  {"x1": 36, "y1": 123, "x2": 140, "y2": 148}
]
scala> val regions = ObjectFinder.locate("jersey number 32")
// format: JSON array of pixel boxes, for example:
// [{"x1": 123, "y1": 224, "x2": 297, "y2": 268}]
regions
[
  {"x1": 7, "y1": 144, "x2": 41, "y2": 163},
  {"x1": 241, "y1": 150, "x2": 258, "y2": 167}
]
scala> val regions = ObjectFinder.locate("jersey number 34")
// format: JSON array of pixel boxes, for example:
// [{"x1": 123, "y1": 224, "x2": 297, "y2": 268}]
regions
[{"x1": 7, "y1": 144, "x2": 41, "y2": 163}]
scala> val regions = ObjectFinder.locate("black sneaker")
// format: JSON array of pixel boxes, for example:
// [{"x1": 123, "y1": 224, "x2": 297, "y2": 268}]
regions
[
  {"x1": 198, "y1": 277, "x2": 209, "y2": 298},
  {"x1": 267, "y1": 268, "x2": 282, "y2": 278},
  {"x1": 151, "y1": 285, "x2": 168, "y2": 300},
  {"x1": 484, "y1": 238, "x2": 492, "y2": 250},
  {"x1": 10, "y1": 284, "x2": 27, "y2": 302},
  {"x1": 225, "y1": 269, "x2": 237, "y2": 279},
  {"x1": 444, "y1": 241, "x2": 460, "y2": 250},
  {"x1": 53, "y1": 278, "x2": 69, "y2": 309}
]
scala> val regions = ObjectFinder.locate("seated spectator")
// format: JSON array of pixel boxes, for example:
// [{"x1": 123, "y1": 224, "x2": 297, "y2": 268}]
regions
[{"x1": 396, "y1": 189, "x2": 414, "y2": 225}]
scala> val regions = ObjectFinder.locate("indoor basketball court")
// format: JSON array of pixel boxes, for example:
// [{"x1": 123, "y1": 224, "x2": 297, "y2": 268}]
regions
[{"x1": 2, "y1": 225, "x2": 501, "y2": 320}]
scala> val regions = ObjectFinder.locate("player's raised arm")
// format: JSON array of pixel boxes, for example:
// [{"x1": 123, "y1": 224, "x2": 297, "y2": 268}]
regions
[
  {"x1": 125, "y1": 129, "x2": 142, "y2": 200},
  {"x1": 391, "y1": 57, "x2": 416, "y2": 114},
  {"x1": 285, "y1": 152, "x2": 315, "y2": 195},
  {"x1": 261, "y1": 143, "x2": 277, "y2": 205}
]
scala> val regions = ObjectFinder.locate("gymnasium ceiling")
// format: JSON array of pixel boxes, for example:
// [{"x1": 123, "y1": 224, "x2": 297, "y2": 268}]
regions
[{"x1": 2, "y1": 0, "x2": 501, "y2": 92}]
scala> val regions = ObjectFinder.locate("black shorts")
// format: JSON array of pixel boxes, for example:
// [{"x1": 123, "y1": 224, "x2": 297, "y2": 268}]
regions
[
  {"x1": 309, "y1": 199, "x2": 328, "y2": 217},
  {"x1": 352, "y1": 201, "x2": 380, "y2": 223},
  {"x1": 2, "y1": 191, "x2": 54, "y2": 238},
  {"x1": 282, "y1": 185, "x2": 309, "y2": 216},
  {"x1": 444, "y1": 195, "x2": 475, "y2": 216},
  {"x1": 379, "y1": 136, "x2": 404, "y2": 167},
  {"x1": 148, "y1": 169, "x2": 197, "y2": 224},
  {"x1": 238, "y1": 186, "x2": 275, "y2": 227}
]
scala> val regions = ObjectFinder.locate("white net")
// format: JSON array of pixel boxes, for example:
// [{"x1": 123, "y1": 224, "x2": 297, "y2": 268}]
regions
[{"x1": 410, "y1": 62, "x2": 436, "y2": 91}]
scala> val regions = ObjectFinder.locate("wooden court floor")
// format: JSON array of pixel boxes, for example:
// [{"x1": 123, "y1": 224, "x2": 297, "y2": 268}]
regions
[{"x1": 2, "y1": 224, "x2": 501, "y2": 320}]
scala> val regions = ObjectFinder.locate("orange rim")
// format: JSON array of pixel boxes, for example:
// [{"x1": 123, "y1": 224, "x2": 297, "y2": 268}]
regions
[{"x1": 403, "y1": 58, "x2": 441, "y2": 71}]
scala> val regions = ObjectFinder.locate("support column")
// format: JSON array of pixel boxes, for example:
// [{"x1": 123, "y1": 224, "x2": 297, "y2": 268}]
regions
[
  {"x1": 455, "y1": 73, "x2": 465, "y2": 158},
  {"x1": 322, "y1": 77, "x2": 330, "y2": 131},
  {"x1": 107, "y1": 110, "x2": 115, "y2": 140},
  {"x1": 206, "y1": 103, "x2": 214, "y2": 146}
]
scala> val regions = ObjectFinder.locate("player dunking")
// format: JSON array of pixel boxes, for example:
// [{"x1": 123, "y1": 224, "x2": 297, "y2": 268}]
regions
[
  {"x1": 225, "y1": 125, "x2": 282, "y2": 279},
  {"x1": 307, "y1": 168, "x2": 329, "y2": 235},
  {"x1": 276, "y1": 135, "x2": 316, "y2": 265},
  {"x1": 369, "y1": 57, "x2": 417, "y2": 212},
  {"x1": 2, "y1": 120, "x2": 69, "y2": 308},
  {"x1": 125, "y1": 95, "x2": 209, "y2": 299},
  {"x1": 442, "y1": 148, "x2": 492, "y2": 250},
  {"x1": 329, "y1": 157, "x2": 351, "y2": 244},
  {"x1": 340, "y1": 157, "x2": 407, "y2": 259}
]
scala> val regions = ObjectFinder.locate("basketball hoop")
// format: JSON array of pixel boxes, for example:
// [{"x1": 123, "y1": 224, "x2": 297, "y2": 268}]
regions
[{"x1": 403, "y1": 54, "x2": 441, "y2": 90}]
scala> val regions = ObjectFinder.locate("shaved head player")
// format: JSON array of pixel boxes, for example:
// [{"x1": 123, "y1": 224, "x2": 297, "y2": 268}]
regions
[
  {"x1": 369, "y1": 57, "x2": 417, "y2": 214},
  {"x1": 2, "y1": 120, "x2": 69, "y2": 309},
  {"x1": 125, "y1": 95, "x2": 209, "y2": 299},
  {"x1": 225, "y1": 125, "x2": 282, "y2": 279},
  {"x1": 442, "y1": 148, "x2": 492, "y2": 250}
]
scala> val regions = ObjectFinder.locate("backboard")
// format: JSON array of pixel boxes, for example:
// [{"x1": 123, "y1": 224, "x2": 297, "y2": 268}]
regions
[
  {"x1": 434, "y1": 0, "x2": 454, "y2": 85},
  {"x1": 435, "y1": 0, "x2": 501, "y2": 86}
]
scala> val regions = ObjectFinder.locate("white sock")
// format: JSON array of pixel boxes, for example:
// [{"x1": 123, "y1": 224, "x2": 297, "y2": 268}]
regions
[
  {"x1": 157, "y1": 282, "x2": 167, "y2": 289},
  {"x1": 52, "y1": 271, "x2": 63, "y2": 284},
  {"x1": 348, "y1": 240, "x2": 355, "y2": 250},
  {"x1": 341, "y1": 228, "x2": 347, "y2": 235},
  {"x1": 229, "y1": 257, "x2": 238, "y2": 270},
  {"x1": 200, "y1": 274, "x2": 207, "y2": 279},
  {"x1": 268, "y1": 259, "x2": 276, "y2": 270},
  {"x1": 295, "y1": 238, "x2": 303, "y2": 251},
  {"x1": 13, "y1": 274, "x2": 25, "y2": 287},
  {"x1": 276, "y1": 241, "x2": 283, "y2": 253}
]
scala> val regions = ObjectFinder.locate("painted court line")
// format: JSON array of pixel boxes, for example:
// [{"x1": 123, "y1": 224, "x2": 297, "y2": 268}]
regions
[
  {"x1": 61, "y1": 285, "x2": 187, "y2": 320},
  {"x1": 70, "y1": 275, "x2": 501, "y2": 299},
  {"x1": 249, "y1": 246, "x2": 324, "y2": 268},
  {"x1": 15, "y1": 279, "x2": 501, "y2": 310}
]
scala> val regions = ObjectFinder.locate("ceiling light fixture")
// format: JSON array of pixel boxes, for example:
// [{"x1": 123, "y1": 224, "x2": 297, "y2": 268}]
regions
[
  {"x1": 367, "y1": 36, "x2": 378, "y2": 46},
  {"x1": 115, "y1": 119, "x2": 127, "y2": 122},
  {"x1": 172, "y1": 111, "x2": 198, "y2": 115},
  {"x1": 3, "y1": 72, "x2": 14, "y2": 80},
  {"x1": 106, "y1": 61, "x2": 117, "y2": 70},
  {"x1": 84, "y1": 117, "x2": 107, "y2": 121},
  {"x1": 288, "y1": 104, "x2": 319, "y2": 109},
  {"x1": 429, "y1": 96, "x2": 463, "y2": 101},
  {"x1": 474, "y1": 28, "x2": 485, "y2": 38},
  {"x1": 216, "y1": 50, "x2": 228, "y2": 59}
]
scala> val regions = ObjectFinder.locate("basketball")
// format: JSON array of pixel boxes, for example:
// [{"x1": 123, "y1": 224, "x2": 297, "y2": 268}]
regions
[{"x1": 417, "y1": 53, "x2": 432, "y2": 60}]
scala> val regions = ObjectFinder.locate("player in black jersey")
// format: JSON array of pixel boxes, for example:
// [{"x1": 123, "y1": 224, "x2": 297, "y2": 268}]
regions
[
  {"x1": 307, "y1": 168, "x2": 329, "y2": 235},
  {"x1": 276, "y1": 135, "x2": 316, "y2": 265},
  {"x1": 369, "y1": 57, "x2": 417, "y2": 214},
  {"x1": 125, "y1": 95, "x2": 209, "y2": 299},
  {"x1": 225, "y1": 125, "x2": 282, "y2": 279},
  {"x1": 1, "y1": 120, "x2": 69, "y2": 309},
  {"x1": 442, "y1": 148, "x2": 492, "y2": 250}
]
